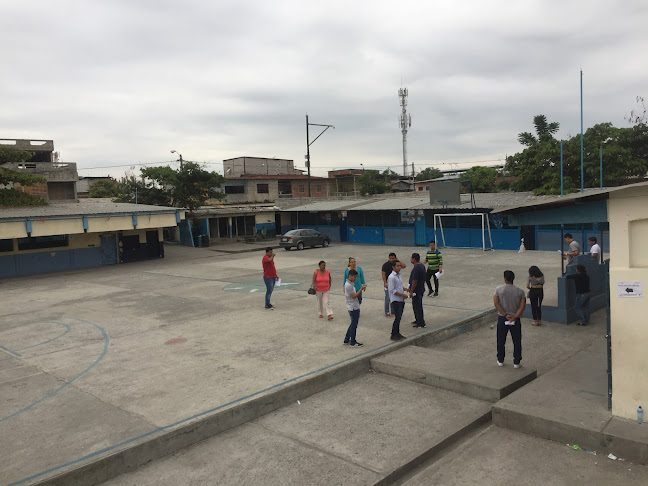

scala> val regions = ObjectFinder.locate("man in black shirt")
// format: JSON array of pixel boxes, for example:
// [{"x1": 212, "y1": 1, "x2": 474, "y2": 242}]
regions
[
  {"x1": 409, "y1": 253, "x2": 427, "y2": 328},
  {"x1": 566, "y1": 264, "x2": 591, "y2": 325}
]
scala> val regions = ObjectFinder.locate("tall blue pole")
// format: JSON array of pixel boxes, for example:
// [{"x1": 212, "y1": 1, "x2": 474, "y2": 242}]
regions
[
  {"x1": 560, "y1": 140, "x2": 563, "y2": 196},
  {"x1": 600, "y1": 146, "x2": 603, "y2": 189},
  {"x1": 580, "y1": 70, "x2": 584, "y2": 192}
]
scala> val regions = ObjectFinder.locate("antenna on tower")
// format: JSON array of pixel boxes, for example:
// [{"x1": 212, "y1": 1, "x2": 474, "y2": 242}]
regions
[{"x1": 398, "y1": 87, "x2": 412, "y2": 177}]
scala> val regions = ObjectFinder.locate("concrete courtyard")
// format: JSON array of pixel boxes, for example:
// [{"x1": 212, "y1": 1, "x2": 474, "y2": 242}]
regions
[{"x1": 1, "y1": 243, "x2": 577, "y2": 484}]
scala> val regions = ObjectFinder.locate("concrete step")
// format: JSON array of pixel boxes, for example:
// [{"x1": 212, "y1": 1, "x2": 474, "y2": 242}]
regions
[
  {"x1": 493, "y1": 339, "x2": 648, "y2": 464},
  {"x1": 101, "y1": 373, "x2": 493, "y2": 486},
  {"x1": 371, "y1": 346, "x2": 537, "y2": 402}
]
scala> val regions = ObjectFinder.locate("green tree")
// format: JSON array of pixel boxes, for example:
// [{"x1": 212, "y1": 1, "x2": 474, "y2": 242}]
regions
[
  {"x1": 89, "y1": 179, "x2": 121, "y2": 198},
  {"x1": 0, "y1": 146, "x2": 48, "y2": 207},
  {"x1": 382, "y1": 168, "x2": 399, "y2": 179},
  {"x1": 462, "y1": 166, "x2": 498, "y2": 193},
  {"x1": 517, "y1": 114, "x2": 560, "y2": 146},
  {"x1": 415, "y1": 167, "x2": 443, "y2": 181},
  {"x1": 115, "y1": 163, "x2": 226, "y2": 211},
  {"x1": 505, "y1": 116, "x2": 648, "y2": 195},
  {"x1": 358, "y1": 170, "x2": 390, "y2": 195}
]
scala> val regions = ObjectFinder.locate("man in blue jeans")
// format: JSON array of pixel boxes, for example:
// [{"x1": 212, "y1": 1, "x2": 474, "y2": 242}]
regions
[
  {"x1": 262, "y1": 247, "x2": 278, "y2": 309},
  {"x1": 493, "y1": 270, "x2": 526, "y2": 368},
  {"x1": 388, "y1": 260, "x2": 409, "y2": 340},
  {"x1": 344, "y1": 269, "x2": 367, "y2": 347}
]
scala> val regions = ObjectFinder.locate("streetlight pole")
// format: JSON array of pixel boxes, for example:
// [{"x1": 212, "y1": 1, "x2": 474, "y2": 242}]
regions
[
  {"x1": 170, "y1": 150, "x2": 183, "y2": 169},
  {"x1": 305, "y1": 114, "x2": 334, "y2": 197}
]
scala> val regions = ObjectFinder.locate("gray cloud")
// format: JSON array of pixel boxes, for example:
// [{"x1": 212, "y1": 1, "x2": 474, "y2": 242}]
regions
[{"x1": 1, "y1": 0, "x2": 646, "y2": 179}]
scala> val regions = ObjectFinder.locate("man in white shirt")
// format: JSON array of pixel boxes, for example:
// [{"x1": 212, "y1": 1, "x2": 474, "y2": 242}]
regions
[
  {"x1": 588, "y1": 237, "x2": 601, "y2": 262},
  {"x1": 388, "y1": 261, "x2": 409, "y2": 341}
]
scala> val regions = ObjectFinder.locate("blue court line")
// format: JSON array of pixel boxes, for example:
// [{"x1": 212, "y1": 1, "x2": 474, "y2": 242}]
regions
[
  {"x1": 0, "y1": 318, "x2": 110, "y2": 425},
  {"x1": 10, "y1": 310, "x2": 491, "y2": 486},
  {"x1": 16, "y1": 322, "x2": 71, "y2": 352},
  {"x1": 0, "y1": 345, "x2": 21, "y2": 357}
]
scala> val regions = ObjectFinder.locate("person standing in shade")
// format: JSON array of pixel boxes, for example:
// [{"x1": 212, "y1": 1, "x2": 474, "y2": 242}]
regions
[
  {"x1": 344, "y1": 257, "x2": 365, "y2": 304},
  {"x1": 382, "y1": 253, "x2": 406, "y2": 317},
  {"x1": 409, "y1": 253, "x2": 427, "y2": 328},
  {"x1": 312, "y1": 260, "x2": 333, "y2": 320},
  {"x1": 562, "y1": 233, "x2": 581, "y2": 265},
  {"x1": 388, "y1": 260, "x2": 409, "y2": 340},
  {"x1": 262, "y1": 247, "x2": 278, "y2": 310},
  {"x1": 344, "y1": 269, "x2": 367, "y2": 347},
  {"x1": 526, "y1": 266, "x2": 544, "y2": 326},
  {"x1": 494, "y1": 270, "x2": 526, "y2": 368},
  {"x1": 588, "y1": 237, "x2": 601, "y2": 261},
  {"x1": 567, "y1": 264, "x2": 591, "y2": 326},
  {"x1": 425, "y1": 240, "x2": 443, "y2": 297}
]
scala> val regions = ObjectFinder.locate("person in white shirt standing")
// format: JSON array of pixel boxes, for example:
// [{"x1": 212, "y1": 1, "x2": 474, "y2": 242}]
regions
[
  {"x1": 388, "y1": 260, "x2": 409, "y2": 341},
  {"x1": 588, "y1": 236, "x2": 601, "y2": 262}
]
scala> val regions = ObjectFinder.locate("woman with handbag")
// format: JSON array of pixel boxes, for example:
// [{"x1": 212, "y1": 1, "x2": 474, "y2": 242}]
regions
[
  {"x1": 526, "y1": 265, "x2": 544, "y2": 326},
  {"x1": 343, "y1": 257, "x2": 366, "y2": 304},
  {"x1": 312, "y1": 260, "x2": 333, "y2": 320}
]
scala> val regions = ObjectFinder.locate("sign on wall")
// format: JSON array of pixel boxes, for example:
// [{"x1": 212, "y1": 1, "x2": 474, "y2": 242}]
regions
[{"x1": 616, "y1": 281, "x2": 643, "y2": 298}]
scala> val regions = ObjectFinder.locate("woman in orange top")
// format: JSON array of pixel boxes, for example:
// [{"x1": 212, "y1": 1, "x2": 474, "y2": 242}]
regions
[{"x1": 312, "y1": 260, "x2": 333, "y2": 320}]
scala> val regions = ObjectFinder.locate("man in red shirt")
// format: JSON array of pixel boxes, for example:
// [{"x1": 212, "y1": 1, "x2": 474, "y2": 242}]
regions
[{"x1": 262, "y1": 247, "x2": 278, "y2": 309}]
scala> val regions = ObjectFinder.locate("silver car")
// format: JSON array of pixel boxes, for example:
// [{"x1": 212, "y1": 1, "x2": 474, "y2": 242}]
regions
[{"x1": 279, "y1": 229, "x2": 331, "y2": 250}]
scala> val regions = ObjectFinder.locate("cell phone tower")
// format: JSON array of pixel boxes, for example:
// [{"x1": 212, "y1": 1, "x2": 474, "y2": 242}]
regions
[{"x1": 399, "y1": 87, "x2": 412, "y2": 177}]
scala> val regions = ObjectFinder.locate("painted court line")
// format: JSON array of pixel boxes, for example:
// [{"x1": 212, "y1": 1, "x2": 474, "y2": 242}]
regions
[
  {"x1": 9, "y1": 310, "x2": 491, "y2": 486},
  {"x1": 0, "y1": 317, "x2": 110, "y2": 425},
  {"x1": 0, "y1": 345, "x2": 21, "y2": 358},
  {"x1": 16, "y1": 322, "x2": 71, "y2": 352}
]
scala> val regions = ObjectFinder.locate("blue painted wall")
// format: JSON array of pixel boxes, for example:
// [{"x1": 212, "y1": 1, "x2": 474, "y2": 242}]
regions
[
  {"x1": 0, "y1": 247, "x2": 104, "y2": 278},
  {"x1": 179, "y1": 220, "x2": 194, "y2": 247},
  {"x1": 535, "y1": 229, "x2": 610, "y2": 252}
]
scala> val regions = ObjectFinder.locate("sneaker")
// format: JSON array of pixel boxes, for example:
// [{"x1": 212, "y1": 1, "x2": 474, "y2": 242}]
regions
[
  {"x1": 581, "y1": 322, "x2": 588, "y2": 326},
  {"x1": 427, "y1": 290, "x2": 433, "y2": 297},
  {"x1": 327, "y1": 315, "x2": 333, "y2": 320},
  {"x1": 319, "y1": 315, "x2": 324, "y2": 318},
  {"x1": 343, "y1": 340, "x2": 350, "y2": 345},
  {"x1": 414, "y1": 324, "x2": 426, "y2": 328},
  {"x1": 433, "y1": 292, "x2": 438, "y2": 297},
  {"x1": 349, "y1": 342, "x2": 364, "y2": 347},
  {"x1": 390, "y1": 335, "x2": 400, "y2": 341},
  {"x1": 386, "y1": 313, "x2": 391, "y2": 318},
  {"x1": 497, "y1": 361, "x2": 504, "y2": 367},
  {"x1": 265, "y1": 305, "x2": 274, "y2": 310},
  {"x1": 514, "y1": 364, "x2": 521, "y2": 369}
]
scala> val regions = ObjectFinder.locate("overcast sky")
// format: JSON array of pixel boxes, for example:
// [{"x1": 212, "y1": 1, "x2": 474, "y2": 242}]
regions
[{"x1": 1, "y1": 1, "x2": 646, "y2": 179}]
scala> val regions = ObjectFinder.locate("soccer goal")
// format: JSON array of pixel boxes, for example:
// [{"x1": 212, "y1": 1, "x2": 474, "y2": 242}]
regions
[{"x1": 433, "y1": 213, "x2": 494, "y2": 251}]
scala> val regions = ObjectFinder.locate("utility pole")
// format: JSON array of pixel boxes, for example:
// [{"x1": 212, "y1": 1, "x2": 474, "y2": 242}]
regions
[
  {"x1": 399, "y1": 87, "x2": 412, "y2": 177},
  {"x1": 305, "y1": 115, "x2": 335, "y2": 197}
]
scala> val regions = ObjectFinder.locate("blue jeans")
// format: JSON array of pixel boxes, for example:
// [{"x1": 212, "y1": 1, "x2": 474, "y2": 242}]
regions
[
  {"x1": 391, "y1": 301, "x2": 405, "y2": 337},
  {"x1": 263, "y1": 277, "x2": 275, "y2": 307},
  {"x1": 575, "y1": 292, "x2": 591, "y2": 324},
  {"x1": 384, "y1": 288, "x2": 392, "y2": 315},
  {"x1": 345, "y1": 309, "x2": 360, "y2": 344}
]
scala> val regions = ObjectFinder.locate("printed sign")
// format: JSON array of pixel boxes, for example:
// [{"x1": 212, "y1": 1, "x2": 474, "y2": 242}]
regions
[{"x1": 616, "y1": 281, "x2": 643, "y2": 298}]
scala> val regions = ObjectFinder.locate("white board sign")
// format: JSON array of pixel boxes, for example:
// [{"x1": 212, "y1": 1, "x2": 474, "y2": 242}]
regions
[{"x1": 617, "y1": 281, "x2": 643, "y2": 298}]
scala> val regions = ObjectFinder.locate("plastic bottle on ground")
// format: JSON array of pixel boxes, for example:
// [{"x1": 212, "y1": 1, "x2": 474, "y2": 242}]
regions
[{"x1": 638, "y1": 406, "x2": 643, "y2": 425}]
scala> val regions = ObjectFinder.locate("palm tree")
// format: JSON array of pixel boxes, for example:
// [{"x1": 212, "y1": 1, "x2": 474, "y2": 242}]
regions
[{"x1": 517, "y1": 115, "x2": 560, "y2": 146}]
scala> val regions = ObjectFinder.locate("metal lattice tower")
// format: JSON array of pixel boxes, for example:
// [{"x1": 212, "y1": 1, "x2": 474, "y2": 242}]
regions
[{"x1": 399, "y1": 87, "x2": 412, "y2": 177}]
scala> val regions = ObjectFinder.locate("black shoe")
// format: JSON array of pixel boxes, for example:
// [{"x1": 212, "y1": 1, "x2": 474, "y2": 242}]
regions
[
  {"x1": 391, "y1": 334, "x2": 406, "y2": 341},
  {"x1": 433, "y1": 292, "x2": 438, "y2": 297},
  {"x1": 397, "y1": 333, "x2": 406, "y2": 340},
  {"x1": 427, "y1": 291, "x2": 433, "y2": 296},
  {"x1": 265, "y1": 305, "x2": 274, "y2": 310},
  {"x1": 414, "y1": 324, "x2": 426, "y2": 328},
  {"x1": 343, "y1": 340, "x2": 350, "y2": 345},
  {"x1": 349, "y1": 342, "x2": 364, "y2": 347}
]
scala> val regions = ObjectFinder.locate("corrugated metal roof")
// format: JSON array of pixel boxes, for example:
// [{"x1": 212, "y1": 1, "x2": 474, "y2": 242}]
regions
[{"x1": 0, "y1": 199, "x2": 180, "y2": 220}]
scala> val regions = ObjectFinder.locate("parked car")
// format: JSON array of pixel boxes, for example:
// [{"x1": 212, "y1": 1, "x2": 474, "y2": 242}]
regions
[{"x1": 279, "y1": 229, "x2": 331, "y2": 250}]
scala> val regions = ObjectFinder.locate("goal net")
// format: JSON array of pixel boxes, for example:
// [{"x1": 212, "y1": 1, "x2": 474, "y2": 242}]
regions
[{"x1": 433, "y1": 213, "x2": 494, "y2": 251}]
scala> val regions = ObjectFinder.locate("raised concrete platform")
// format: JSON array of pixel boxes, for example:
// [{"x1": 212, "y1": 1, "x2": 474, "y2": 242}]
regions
[
  {"x1": 493, "y1": 338, "x2": 648, "y2": 464},
  {"x1": 102, "y1": 373, "x2": 492, "y2": 486},
  {"x1": 371, "y1": 346, "x2": 537, "y2": 402}
]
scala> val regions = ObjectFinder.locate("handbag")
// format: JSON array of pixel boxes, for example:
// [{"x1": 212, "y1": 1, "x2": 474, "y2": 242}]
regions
[{"x1": 308, "y1": 286, "x2": 316, "y2": 295}]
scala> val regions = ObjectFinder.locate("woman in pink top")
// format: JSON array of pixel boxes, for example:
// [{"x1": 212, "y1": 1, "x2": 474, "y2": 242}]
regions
[{"x1": 312, "y1": 260, "x2": 333, "y2": 320}]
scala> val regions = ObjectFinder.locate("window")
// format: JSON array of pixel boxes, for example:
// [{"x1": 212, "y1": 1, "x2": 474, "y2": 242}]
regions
[
  {"x1": 297, "y1": 184, "x2": 305, "y2": 193},
  {"x1": 426, "y1": 186, "x2": 430, "y2": 191},
  {"x1": 225, "y1": 185, "x2": 245, "y2": 194},
  {"x1": 257, "y1": 183, "x2": 269, "y2": 194},
  {"x1": 418, "y1": 187, "x2": 423, "y2": 191},
  {"x1": 0, "y1": 239, "x2": 13, "y2": 252},
  {"x1": 18, "y1": 235, "x2": 69, "y2": 251}
]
